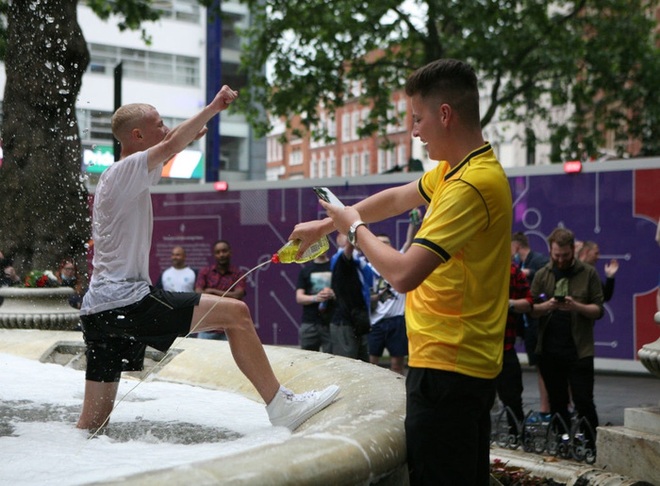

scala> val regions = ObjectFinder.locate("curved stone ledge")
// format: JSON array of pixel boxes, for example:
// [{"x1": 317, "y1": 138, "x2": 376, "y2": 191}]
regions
[
  {"x1": 0, "y1": 329, "x2": 407, "y2": 486},
  {"x1": 0, "y1": 287, "x2": 80, "y2": 330},
  {"x1": 638, "y1": 338, "x2": 660, "y2": 379}
]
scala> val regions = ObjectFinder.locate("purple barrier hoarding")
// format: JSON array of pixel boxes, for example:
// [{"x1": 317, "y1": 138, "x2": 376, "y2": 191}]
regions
[{"x1": 149, "y1": 161, "x2": 660, "y2": 365}]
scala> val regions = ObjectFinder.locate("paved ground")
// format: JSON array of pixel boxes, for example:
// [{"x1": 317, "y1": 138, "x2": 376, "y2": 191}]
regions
[
  {"x1": 377, "y1": 357, "x2": 660, "y2": 427},
  {"x1": 519, "y1": 366, "x2": 660, "y2": 426}
]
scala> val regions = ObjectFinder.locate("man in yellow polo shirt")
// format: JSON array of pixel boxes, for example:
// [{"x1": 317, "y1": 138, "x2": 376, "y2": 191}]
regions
[{"x1": 290, "y1": 59, "x2": 512, "y2": 485}]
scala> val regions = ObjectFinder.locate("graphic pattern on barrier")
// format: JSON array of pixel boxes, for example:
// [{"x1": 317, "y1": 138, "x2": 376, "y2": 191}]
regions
[{"x1": 148, "y1": 167, "x2": 660, "y2": 362}]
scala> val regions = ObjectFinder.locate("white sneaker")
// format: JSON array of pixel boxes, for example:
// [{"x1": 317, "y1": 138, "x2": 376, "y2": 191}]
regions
[{"x1": 267, "y1": 385, "x2": 340, "y2": 430}]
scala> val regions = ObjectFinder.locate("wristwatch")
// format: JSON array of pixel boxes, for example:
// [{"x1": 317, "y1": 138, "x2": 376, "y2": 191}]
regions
[{"x1": 348, "y1": 220, "x2": 367, "y2": 246}]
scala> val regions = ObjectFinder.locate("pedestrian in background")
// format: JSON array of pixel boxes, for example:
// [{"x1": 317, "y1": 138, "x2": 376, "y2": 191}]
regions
[
  {"x1": 194, "y1": 239, "x2": 246, "y2": 340},
  {"x1": 530, "y1": 227, "x2": 604, "y2": 445},
  {"x1": 156, "y1": 245, "x2": 197, "y2": 293}
]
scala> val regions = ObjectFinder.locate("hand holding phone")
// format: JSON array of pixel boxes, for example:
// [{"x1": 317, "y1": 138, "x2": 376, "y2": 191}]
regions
[{"x1": 313, "y1": 187, "x2": 345, "y2": 208}]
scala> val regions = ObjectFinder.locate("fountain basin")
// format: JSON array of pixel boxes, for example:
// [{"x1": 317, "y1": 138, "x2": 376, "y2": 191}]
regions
[
  {"x1": 0, "y1": 329, "x2": 407, "y2": 485},
  {"x1": 0, "y1": 287, "x2": 79, "y2": 330}
]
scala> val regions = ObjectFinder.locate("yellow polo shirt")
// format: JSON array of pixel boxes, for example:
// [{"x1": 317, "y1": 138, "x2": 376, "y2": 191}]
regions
[{"x1": 407, "y1": 142, "x2": 512, "y2": 378}]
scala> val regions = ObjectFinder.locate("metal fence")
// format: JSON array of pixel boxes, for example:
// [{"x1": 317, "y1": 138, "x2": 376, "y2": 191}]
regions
[{"x1": 490, "y1": 407, "x2": 597, "y2": 464}]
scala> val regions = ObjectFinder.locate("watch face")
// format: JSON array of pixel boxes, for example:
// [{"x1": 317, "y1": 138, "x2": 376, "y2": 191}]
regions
[{"x1": 348, "y1": 230, "x2": 356, "y2": 245}]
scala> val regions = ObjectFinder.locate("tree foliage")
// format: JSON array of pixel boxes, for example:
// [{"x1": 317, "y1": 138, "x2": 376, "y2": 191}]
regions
[{"x1": 237, "y1": 0, "x2": 660, "y2": 160}]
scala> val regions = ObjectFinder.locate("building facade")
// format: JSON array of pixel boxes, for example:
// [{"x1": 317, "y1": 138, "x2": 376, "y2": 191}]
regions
[
  {"x1": 267, "y1": 89, "x2": 427, "y2": 181},
  {"x1": 0, "y1": 0, "x2": 263, "y2": 184},
  {"x1": 265, "y1": 80, "x2": 554, "y2": 181}
]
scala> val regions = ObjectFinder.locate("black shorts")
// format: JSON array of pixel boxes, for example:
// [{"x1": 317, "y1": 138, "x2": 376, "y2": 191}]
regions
[{"x1": 80, "y1": 288, "x2": 200, "y2": 382}]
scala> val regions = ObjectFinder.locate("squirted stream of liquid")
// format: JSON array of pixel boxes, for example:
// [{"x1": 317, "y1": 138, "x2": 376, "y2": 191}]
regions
[{"x1": 86, "y1": 239, "x2": 328, "y2": 441}]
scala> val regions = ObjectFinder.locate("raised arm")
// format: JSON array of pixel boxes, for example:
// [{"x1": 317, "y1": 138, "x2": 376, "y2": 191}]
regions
[
  {"x1": 289, "y1": 180, "x2": 424, "y2": 254},
  {"x1": 147, "y1": 85, "x2": 238, "y2": 172}
]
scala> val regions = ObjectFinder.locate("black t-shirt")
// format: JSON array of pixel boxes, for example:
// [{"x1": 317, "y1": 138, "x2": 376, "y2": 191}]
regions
[
  {"x1": 331, "y1": 252, "x2": 368, "y2": 323},
  {"x1": 296, "y1": 260, "x2": 333, "y2": 324}
]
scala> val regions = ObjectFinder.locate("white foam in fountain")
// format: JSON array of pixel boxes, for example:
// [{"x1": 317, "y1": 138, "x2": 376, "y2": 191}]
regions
[{"x1": 0, "y1": 353, "x2": 290, "y2": 486}]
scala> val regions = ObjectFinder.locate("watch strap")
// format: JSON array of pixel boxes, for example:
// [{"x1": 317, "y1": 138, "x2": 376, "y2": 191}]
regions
[{"x1": 348, "y1": 220, "x2": 367, "y2": 246}]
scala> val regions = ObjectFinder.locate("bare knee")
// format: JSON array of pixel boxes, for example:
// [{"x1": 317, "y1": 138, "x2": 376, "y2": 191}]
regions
[{"x1": 194, "y1": 295, "x2": 254, "y2": 333}]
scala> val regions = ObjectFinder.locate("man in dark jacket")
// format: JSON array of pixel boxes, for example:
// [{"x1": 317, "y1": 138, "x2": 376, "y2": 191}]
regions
[{"x1": 530, "y1": 228, "x2": 604, "y2": 438}]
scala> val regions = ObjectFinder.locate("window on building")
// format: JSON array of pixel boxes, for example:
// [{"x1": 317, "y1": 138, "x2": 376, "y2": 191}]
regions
[
  {"x1": 310, "y1": 157, "x2": 318, "y2": 179},
  {"x1": 319, "y1": 156, "x2": 326, "y2": 178},
  {"x1": 222, "y1": 12, "x2": 246, "y2": 51},
  {"x1": 377, "y1": 149, "x2": 386, "y2": 173},
  {"x1": 88, "y1": 43, "x2": 200, "y2": 87},
  {"x1": 77, "y1": 109, "x2": 113, "y2": 143},
  {"x1": 351, "y1": 153, "x2": 360, "y2": 176},
  {"x1": 311, "y1": 119, "x2": 323, "y2": 149},
  {"x1": 341, "y1": 154, "x2": 349, "y2": 176},
  {"x1": 216, "y1": 135, "x2": 247, "y2": 172},
  {"x1": 267, "y1": 137, "x2": 283, "y2": 163},
  {"x1": 289, "y1": 148, "x2": 303, "y2": 166},
  {"x1": 152, "y1": 0, "x2": 201, "y2": 23},
  {"x1": 328, "y1": 154, "x2": 336, "y2": 177},
  {"x1": 327, "y1": 116, "x2": 336, "y2": 139},
  {"x1": 387, "y1": 148, "x2": 396, "y2": 171},
  {"x1": 341, "y1": 113, "x2": 350, "y2": 142},
  {"x1": 361, "y1": 152, "x2": 370, "y2": 175},
  {"x1": 351, "y1": 111, "x2": 360, "y2": 141}
]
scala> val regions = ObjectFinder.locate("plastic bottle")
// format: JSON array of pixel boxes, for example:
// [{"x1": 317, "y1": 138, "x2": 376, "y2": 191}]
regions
[
  {"x1": 409, "y1": 207, "x2": 421, "y2": 226},
  {"x1": 271, "y1": 236, "x2": 330, "y2": 264}
]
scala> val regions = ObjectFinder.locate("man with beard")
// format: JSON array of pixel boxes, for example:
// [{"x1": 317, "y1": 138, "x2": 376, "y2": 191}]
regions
[{"x1": 530, "y1": 227, "x2": 604, "y2": 442}]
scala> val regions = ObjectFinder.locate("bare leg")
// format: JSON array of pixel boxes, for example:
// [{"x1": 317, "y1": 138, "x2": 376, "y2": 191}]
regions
[
  {"x1": 538, "y1": 370, "x2": 550, "y2": 413},
  {"x1": 389, "y1": 356, "x2": 406, "y2": 375},
  {"x1": 77, "y1": 380, "x2": 120, "y2": 430},
  {"x1": 192, "y1": 294, "x2": 280, "y2": 404}
]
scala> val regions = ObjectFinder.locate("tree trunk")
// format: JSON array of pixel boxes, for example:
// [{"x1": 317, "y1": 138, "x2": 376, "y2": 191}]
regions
[{"x1": 0, "y1": 0, "x2": 90, "y2": 278}]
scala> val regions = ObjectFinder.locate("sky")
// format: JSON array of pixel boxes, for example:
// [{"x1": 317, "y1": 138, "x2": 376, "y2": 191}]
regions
[{"x1": 0, "y1": 353, "x2": 290, "y2": 486}]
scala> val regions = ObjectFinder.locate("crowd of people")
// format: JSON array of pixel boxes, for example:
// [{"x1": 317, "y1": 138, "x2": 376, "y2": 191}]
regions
[
  {"x1": 292, "y1": 217, "x2": 616, "y2": 454},
  {"x1": 295, "y1": 211, "x2": 421, "y2": 374}
]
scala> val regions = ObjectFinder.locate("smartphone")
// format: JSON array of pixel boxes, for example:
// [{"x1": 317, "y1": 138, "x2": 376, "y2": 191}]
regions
[
  {"x1": 555, "y1": 295, "x2": 566, "y2": 302},
  {"x1": 313, "y1": 186, "x2": 345, "y2": 208}
]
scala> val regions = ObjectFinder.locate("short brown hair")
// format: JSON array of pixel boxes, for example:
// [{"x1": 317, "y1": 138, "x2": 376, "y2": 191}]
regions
[
  {"x1": 511, "y1": 232, "x2": 529, "y2": 248},
  {"x1": 405, "y1": 59, "x2": 481, "y2": 126},
  {"x1": 547, "y1": 228, "x2": 574, "y2": 248}
]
